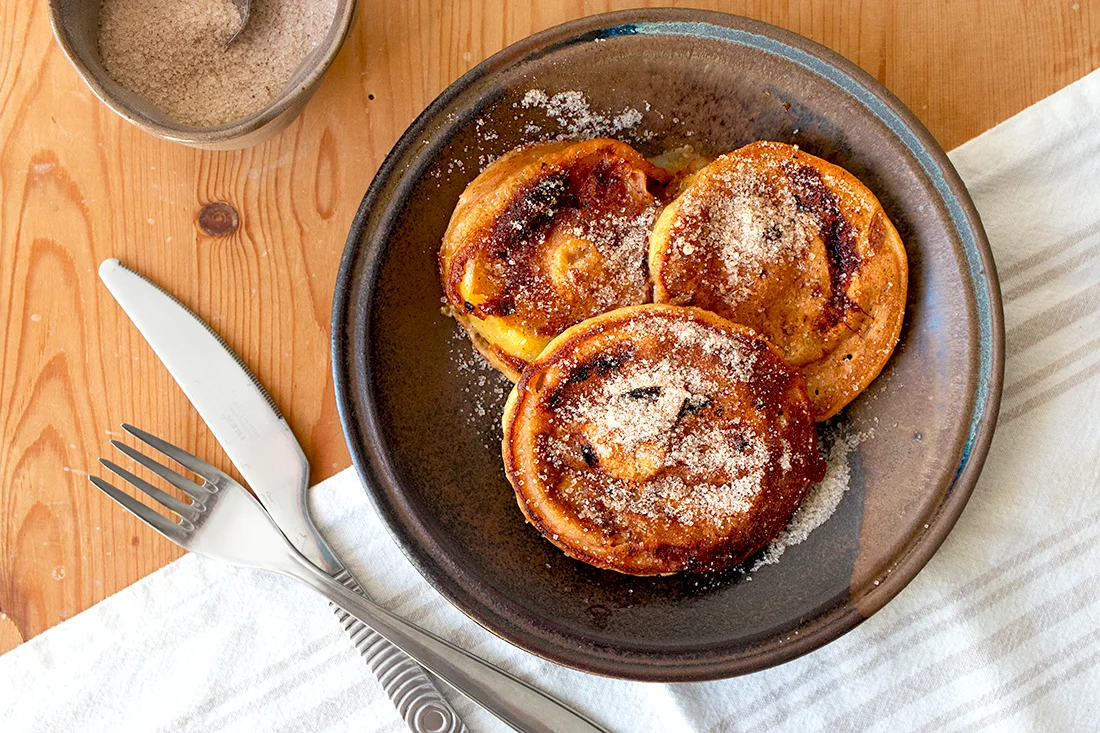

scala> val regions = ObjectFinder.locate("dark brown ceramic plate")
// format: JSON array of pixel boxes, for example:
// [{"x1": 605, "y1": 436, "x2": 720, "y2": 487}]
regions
[{"x1": 332, "y1": 9, "x2": 1004, "y2": 681}]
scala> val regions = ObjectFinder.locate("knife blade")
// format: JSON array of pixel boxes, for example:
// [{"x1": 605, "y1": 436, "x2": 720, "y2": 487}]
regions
[{"x1": 99, "y1": 258, "x2": 468, "y2": 733}]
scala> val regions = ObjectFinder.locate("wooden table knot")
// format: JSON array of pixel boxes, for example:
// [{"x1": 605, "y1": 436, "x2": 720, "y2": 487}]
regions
[{"x1": 198, "y1": 202, "x2": 240, "y2": 237}]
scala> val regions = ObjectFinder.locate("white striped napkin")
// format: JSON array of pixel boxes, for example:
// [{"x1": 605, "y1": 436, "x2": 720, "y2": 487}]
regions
[{"x1": 4, "y1": 67, "x2": 1100, "y2": 733}]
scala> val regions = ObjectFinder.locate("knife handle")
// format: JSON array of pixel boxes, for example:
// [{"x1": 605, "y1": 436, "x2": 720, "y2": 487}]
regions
[{"x1": 331, "y1": 567, "x2": 468, "y2": 733}]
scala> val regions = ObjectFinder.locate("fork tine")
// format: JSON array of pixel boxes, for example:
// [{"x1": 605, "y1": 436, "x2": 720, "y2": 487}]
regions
[
  {"x1": 99, "y1": 458, "x2": 199, "y2": 524},
  {"x1": 121, "y1": 423, "x2": 225, "y2": 484},
  {"x1": 110, "y1": 439, "x2": 210, "y2": 501},
  {"x1": 89, "y1": 475, "x2": 188, "y2": 541}
]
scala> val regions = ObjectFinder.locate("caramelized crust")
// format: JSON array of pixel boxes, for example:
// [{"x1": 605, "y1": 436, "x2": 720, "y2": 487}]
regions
[
  {"x1": 440, "y1": 139, "x2": 671, "y2": 379},
  {"x1": 649, "y1": 142, "x2": 908, "y2": 420},
  {"x1": 502, "y1": 304, "x2": 826, "y2": 575}
]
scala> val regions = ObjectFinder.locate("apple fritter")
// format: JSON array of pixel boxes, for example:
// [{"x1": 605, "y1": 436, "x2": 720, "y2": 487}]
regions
[
  {"x1": 440, "y1": 138, "x2": 670, "y2": 380},
  {"x1": 502, "y1": 304, "x2": 826, "y2": 575},
  {"x1": 649, "y1": 141, "x2": 908, "y2": 420}
]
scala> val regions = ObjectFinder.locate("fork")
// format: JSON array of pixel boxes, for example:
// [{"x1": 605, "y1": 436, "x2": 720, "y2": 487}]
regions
[{"x1": 90, "y1": 424, "x2": 610, "y2": 733}]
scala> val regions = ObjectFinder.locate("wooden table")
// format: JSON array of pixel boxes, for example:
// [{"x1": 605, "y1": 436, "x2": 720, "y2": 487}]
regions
[{"x1": 1, "y1": 0, "x2": 1097, "y2": 656}]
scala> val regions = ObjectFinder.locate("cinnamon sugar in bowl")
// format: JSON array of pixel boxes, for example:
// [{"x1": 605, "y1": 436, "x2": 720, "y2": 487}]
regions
[{"x1": 49, "y1": 0, "x2": 357, "y2": 149}]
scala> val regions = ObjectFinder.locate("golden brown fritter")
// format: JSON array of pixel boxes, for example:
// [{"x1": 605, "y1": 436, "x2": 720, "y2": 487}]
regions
[
  {"x1": 440, "y1": 138, "x2": 670, "y2": 380},
  {"x1": 649, "y1": 142, "x2": 908, "y2": 420},
  {"x1": 502, "y1": 304, "x2": 826, "y2": 575}
]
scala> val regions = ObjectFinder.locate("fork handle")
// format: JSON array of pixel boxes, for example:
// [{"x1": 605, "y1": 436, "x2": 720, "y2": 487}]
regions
[
  {"x1": 329, "y1": 567, "x2": 468, "y2": 733},
  {"x1": 281, "y1": 552, "x2": 610, "y2": 733}
]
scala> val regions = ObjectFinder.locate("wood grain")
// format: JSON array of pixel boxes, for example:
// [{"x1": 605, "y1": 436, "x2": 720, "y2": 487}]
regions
[
  {"x1": 1, "y1": 0, "x2": 1097, "y2": 653},
  {"x1": 0, "y1": 613, "x2": 23, "y2": 655}
]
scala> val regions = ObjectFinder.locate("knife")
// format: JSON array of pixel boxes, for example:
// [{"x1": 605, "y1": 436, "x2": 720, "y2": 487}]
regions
[{"x1": 99, "y1": 259, "x2": 468, "y2": 733}]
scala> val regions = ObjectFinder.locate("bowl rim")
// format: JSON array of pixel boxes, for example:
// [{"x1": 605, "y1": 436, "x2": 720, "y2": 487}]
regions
[
  {"x1": 47, "y1": 0, "x2": 357, "y2": 145},
  {"x1": 331, "y1": 8, "x2": 1006, "y2": 681}
]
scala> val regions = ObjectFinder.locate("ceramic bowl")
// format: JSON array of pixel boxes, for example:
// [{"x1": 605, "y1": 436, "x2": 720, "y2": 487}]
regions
[
  {"x1": 332, "y1": 9, "x2": 1004, "y2": 681},
  {"x1": 48, "y1": 0, "x2": 356, "y2": 150}
]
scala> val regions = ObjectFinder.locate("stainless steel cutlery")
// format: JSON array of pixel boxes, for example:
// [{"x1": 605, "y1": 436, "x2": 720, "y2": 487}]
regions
[
  {"x1": 95, "y1": 259, "x2": 607, "y2": 733},
  {"x1": 91, "y1": 423, "x2": 607, "y2": 733}
]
